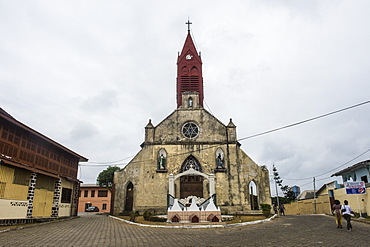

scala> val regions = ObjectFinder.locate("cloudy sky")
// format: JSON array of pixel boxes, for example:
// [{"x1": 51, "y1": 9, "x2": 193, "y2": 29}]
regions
[{"x1": 1, "y1": 1, "x2": 369, "y2": 195}]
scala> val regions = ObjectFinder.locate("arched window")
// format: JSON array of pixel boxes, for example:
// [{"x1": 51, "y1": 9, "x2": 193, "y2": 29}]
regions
[
  {"x1": 188, "y1": 97, "x2": 193, "y2": 107},
  {"x1": 157, "y1": 149, "x2": 167, "y2": 170},
  {"x1": 215, "y1": 148, "x2": 225, "y2": 169},
  {"x1": 181, "y1": 155, "x2": 202, "y2": 172}
]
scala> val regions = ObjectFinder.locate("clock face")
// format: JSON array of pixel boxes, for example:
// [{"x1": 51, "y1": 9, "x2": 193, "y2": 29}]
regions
[
  {"x1": 182, "y1": 122, "x2": 199, "y2": 139},
  {"x1": 186, "y1": 54, "x2": 193, "y2": 60}
]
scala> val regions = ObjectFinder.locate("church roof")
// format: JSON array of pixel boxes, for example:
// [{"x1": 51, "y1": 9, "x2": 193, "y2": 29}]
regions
[{"x1": 177, "y1": 32, "x2": 202, "y2": 64}]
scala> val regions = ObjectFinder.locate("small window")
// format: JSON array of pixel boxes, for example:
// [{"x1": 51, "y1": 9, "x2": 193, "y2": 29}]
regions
[
  {"x1": 61, "y1": 188, "x2": 72, "y2": 203},
  {"x1": 361, "y1": 175, "x2": 368, "y2": 183},
  {"x1": 188, "y1": 97, "x2": 193, "y2": 107},
  {"x1": 78, "y1": 190, "x2": 81, "y2": 197},
  {"x1": 102, "y1": 204, "x2": 107, "y2": 210},
  {"x1": 98, "y1": 190, "x2": 108, "y2": 197},
  {"x1": 84, "y1": 190, "x2": 88, "y2": 197},
  {"x1": 91, "y1": 190, "x2": 95, "y2": 197}
]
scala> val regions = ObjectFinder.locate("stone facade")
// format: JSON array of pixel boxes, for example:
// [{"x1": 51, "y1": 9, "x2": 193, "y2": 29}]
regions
[
  {"x1": 113, "y1": 93, "x2": 271, "y2": 215},
  {"x1": 113, "y1": 29, "x2": 271, "y2": 216}
]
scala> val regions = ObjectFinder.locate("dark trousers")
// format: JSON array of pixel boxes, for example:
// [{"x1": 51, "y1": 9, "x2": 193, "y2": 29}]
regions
[{"x1": 343, "y1": 214, "x2": 352, "y2": 230}]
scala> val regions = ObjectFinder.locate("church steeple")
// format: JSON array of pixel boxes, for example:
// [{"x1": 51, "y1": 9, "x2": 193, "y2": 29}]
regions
[{"x1": 176, "y1": 21, "x2": 204, "y2": 108}]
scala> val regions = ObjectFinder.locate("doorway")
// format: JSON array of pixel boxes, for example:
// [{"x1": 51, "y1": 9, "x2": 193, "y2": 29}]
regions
[
  {"x1": 124, "y1": 182, "x2": 134, "y2": 212},
  {"x1": 180, "y1": 175, "x2": 203, "y2": 198},
  {"x1": 250, "y1": 181, "x2": 259, "y2": 210}
]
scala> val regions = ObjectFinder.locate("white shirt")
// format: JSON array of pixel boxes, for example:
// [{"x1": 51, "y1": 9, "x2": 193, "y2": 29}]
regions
[{"x1": 341, "y1": 205, "x2": 352, "y2": 215}]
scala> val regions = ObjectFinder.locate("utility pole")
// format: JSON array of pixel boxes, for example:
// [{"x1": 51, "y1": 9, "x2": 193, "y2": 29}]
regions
[{"x1": 313, "y1": 177, "x2": 317, "y2": 214}]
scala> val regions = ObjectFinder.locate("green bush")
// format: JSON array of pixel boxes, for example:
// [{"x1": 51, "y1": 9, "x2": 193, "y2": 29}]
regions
[
  {"x1": 129, "y1": 211, "x2": 140, "y2": 222},
  {"x1": 143, "y1": 211, "x2": 153, "y2": 221},
  {"x1": 148, "y1": 216, "x2": 167, "y2": 222},
  {"x1": 119, "y1": 211, "x2": 131, "y2": 216},
  {"x1": 260, "y1": 204, "x2": 271, "y2": 218},
  {"x1": 260, "y1": 204, "x2": 271, "y2": 211}
]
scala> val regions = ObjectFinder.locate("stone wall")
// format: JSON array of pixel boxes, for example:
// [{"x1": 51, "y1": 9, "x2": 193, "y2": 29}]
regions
[
  {"x1": 283, "y1": 185, "x2": 370, "y2": 215},
  {"x1": 113, "y1": 142, "x2": 271, "y2": 215},
  {"x1": 113, "y1": 104, "x2": 271, "y2": 215}
]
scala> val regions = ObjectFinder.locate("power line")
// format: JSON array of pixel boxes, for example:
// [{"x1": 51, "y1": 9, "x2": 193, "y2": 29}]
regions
[
  {"x1": 87, "y1": 155, "x2": 134, "y2": 164},
  {"x1": 79, "y1": 99, "x2": 370, "y2": 167},
  {"x1": 237, "y1": 100, "x2": 370, "y2": 142},
  {"x1": 281, "y1": 147, "x2": 370, "y2": 181}
]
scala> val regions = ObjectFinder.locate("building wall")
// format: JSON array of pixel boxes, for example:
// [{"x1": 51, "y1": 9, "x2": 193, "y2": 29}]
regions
[
  {"x1": 0, "y1": 109, "x2": 87, "y2": 221},
  {"x1": 114, "y1": 142, "x2": 270, "y2": 215},
  {"x1": 284, "y1": 185, "x2": 370, "y2": 215},
  {"x1": 78, "y1": 186, "x2": 111, "y2": 213},
  {"x1": 114, "y1": 93, "x2": 271, "y2": 215},
  {"x1": 0, "y1": 164, "x2": 29, "y2": 219},
  {"x1": 58, "y1": 180, "x2": 75, "y2": 217},
  {"x1": 0, "y1": 162, "x2": 79, "y2": 219},
  {"x1": 341, "y1": 167, "x2": 370, "y2": 183}
]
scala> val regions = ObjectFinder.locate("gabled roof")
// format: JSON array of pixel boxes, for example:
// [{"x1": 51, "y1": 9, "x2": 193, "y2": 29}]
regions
[
  {"x1": 0, "y1": 108, "x2": 88, "y2": 162},
  {"x1": 296, "y1": 190, "x2": 315, "y2": 200},
  {"x1": 0, "y1": 107, "x2": 14, "y2": 119},
  {"x1": 331, "y1": 159, "x2": 370, "y2": 177},
  {"x1": 177, "y1": 32, "x2": 202, "y2": 64}
]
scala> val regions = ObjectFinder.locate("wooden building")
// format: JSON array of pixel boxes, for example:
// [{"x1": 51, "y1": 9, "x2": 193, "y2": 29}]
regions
[{"x1": 0, "y1": 108, "x2": 87, "y2": 224}]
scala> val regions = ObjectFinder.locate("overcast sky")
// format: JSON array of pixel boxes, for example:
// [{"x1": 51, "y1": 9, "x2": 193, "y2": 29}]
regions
[{"x1": 1, "y1": 1, "x2": 369, "y2": 195}]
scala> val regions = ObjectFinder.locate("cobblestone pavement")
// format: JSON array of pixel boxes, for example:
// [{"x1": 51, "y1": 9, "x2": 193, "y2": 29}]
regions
[{"x1": 1, "y1": 214, "x2": 369, "y2": 246}]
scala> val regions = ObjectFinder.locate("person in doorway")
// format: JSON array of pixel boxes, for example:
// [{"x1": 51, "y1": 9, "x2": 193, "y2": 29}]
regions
[
  {"x1": 279, "y1": 204, "x2": 285, "y2": 216},
  {"x1": 332, "y1": 200, "x2": 342, "y2": 228},
  {"x1": 342, "y1": 200, "x2": 354, "y2": 231}
]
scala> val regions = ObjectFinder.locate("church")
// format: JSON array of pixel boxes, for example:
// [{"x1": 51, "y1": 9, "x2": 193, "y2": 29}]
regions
[{"x1": 113, "y1": 24, "x2": 271, "y2": 216}]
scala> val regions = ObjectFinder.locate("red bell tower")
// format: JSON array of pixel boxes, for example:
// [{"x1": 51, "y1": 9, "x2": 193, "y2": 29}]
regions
[{"x1": 176, "y1": 20, "x2": 204, "y2": 108}]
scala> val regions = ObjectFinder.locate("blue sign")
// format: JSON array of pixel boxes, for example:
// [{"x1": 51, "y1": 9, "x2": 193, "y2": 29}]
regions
[{"x1": 345, "y1": 181, "x2": 366, "y2": 194}]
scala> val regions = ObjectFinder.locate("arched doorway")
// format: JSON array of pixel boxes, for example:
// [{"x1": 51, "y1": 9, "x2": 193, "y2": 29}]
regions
[
  {"x1": 180, "y1": 156, "x2": 203, "y2": 198},
  {"x1": 249, "y1": 181, "x2": 259, "y2": 210},
  {"x1": 211, "y1": 216, "x2": 219, "y2": 222},
  {"x1": 124, "y1": 182, "x2": 134, "y2": 212},
  {"x1": 172, "y1": 215, "x2": 180, "y2": 223},
  {"x1": 190, "y1": 215, "x2": 199, "y2": 223}
]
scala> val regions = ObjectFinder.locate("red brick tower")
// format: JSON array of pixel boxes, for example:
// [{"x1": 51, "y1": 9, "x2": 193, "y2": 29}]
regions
[{"x1": 176, "y1": 21, "x2": 203, "y2": 108}]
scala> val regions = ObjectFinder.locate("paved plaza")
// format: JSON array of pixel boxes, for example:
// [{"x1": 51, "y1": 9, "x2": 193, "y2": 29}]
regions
[{"x1": 1, "y1": 214, "x2": 369, "y2": 246}]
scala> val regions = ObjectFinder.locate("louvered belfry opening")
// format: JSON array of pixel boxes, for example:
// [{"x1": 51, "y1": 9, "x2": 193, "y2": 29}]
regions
[
  {"x1": 176, "y1": 31, "x2": 203, "y2": 108},
  {"x1": 180, "y1": 66, "x2": 200, "y2": 93}
]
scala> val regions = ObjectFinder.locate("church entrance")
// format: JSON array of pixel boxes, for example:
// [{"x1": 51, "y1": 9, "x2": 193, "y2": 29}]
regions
[
  {"x1": 124, "y1": 182, "x2": 134, "y2": 212},
  {"x1": 180, "y1": 175, "x2": 203, "y2": 198}
]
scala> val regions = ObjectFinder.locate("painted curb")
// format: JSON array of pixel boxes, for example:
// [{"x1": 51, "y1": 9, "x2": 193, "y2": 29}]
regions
[{"x1": 109, "y1": 214, "x2": 277, "y2": 229}]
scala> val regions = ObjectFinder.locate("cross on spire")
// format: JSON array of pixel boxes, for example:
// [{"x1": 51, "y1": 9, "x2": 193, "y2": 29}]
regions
[{"x1": 185, "y1": 19, "x2": 192, "y2": 32}]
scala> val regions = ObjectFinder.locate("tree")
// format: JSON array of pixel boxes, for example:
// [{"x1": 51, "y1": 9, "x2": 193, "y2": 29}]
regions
[
  {"x1": 272, "y1": 165, "x2": 296, "y2": 204},
  {"x1": 97, "y1": 166, "x2": 120, "y2": 188},
  {"x1": 281, "y1": 185, "x2": 296, "y2": 203},
  {"x1": 272, "y1": 164, "x2": 283, "y2": 207}
]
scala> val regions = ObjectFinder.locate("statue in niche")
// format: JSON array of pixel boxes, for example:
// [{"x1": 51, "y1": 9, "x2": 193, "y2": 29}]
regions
[
  {"x1": 158, "y1": 153, "x2": 166, "y2": 170},
  {"x1": 216, "y1": 153, "x2": 224, "y2": 169}
]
